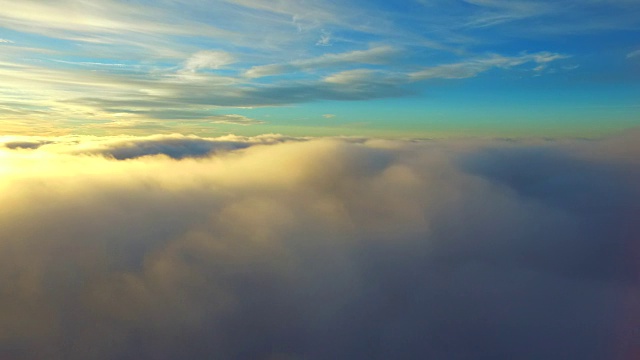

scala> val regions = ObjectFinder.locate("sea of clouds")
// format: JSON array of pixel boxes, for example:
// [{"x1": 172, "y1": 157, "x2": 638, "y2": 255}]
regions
[{"x1": 0, "y1": 132, "x2": 638, "y2": 359}]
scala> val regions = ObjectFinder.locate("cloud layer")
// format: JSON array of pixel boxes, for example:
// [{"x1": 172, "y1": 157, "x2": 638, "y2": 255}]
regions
[{"x1": 0, "y1": 133, "x2": 638, "y2": 359}]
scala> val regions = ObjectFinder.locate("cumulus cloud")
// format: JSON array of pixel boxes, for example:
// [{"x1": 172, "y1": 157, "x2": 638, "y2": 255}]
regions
[{"x1": 0, "y1": 132, "x2": 638, "y2": 359}]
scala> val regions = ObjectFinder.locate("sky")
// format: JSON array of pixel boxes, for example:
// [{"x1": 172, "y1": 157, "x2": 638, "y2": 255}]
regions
[
  {"x1": 0, "y1": 0, "x2": 638, "y2": 137},
  {"x1": 1, "y1": 2, "x2": 640, "y2": 359}
]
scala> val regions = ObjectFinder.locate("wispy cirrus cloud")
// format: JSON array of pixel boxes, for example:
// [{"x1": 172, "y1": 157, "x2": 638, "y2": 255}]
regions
[
  {"x1": 468, "y1": 0, "x2": 640, "y2": 35},
  {"x1": 0, "y1": 48, "x2": 569, "y2": 133},
  {"x1": 244, "y1": 45, "x2": 401, "y2": 78},
  {"x1": 208, "y1": 114, "x2": 265, "y2": 126},
  {"x1": 462, "y1": 0, "x2": 553, "y2": 28},
  {"x1": 410, "y1": 52, "x2": 569, "y2": 80},
  {"x1": 316, "y1": 29, "x2": 332, "y2": 46},
  {"x1": 627, "y1": 49, "x2": 640, "y2": 59},
  {"x1": 0, "y1": 0, "x2": 230, "y2": 39},
  {"x1": 183, "y1": 50, "x2": 236, "y2": 72}
]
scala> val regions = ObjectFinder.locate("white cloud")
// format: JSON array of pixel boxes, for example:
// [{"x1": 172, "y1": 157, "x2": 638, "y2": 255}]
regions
[
  {"x1": 183, "y1": 50, "x2": 236, "y2": 72},
  {"x1": 0, "y1": 0, "x2": 231, "y2": 55},
  {"x1": 243, "y1": 64, "x2": 291, "y2": 78},
  {"x1": 0, "y1": 38, "x2": 14, "y2": 44},
  {"x1": 324, "y1": 69, "x2": 380, "y2": 84},
  {"x1": 316, "y1": 29, "x2": 332, "y2": 46}
]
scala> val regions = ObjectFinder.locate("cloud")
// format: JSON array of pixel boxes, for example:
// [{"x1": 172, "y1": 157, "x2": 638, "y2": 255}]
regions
[
  {"x1": 459, "y1": 0, "x2": 640, "y2": 35},
  {"x1": 208, "y1": 114, "x2": 265, "y2": 126},
  {"x1": 0, "y1": 133, "x2": 300, "y2": 160},
  {"x1": 0, "y1": 38, "x2": 13, "y2": 44},
  {"x1": 0, "y1": 0, "x2": 234, "y2": 58},
  {"x1": 0, "y1": 47, "x2": 569, "y2": 131},
  {"x1": 244, "y1": 45, "x2": 401, "y2": 78},
  {"x1": 323, "y1": 69, "x2": 377, "y2": 84},
  {"x1": 410, "y1": 52, "x2": 568, "y2": 80},
  {"x1": 462, "y1": 0, "x2": 554, "y2": 28},
  {"x1": 1, "y1": 139, "x2": 53, "y2": 149},
  {"x1": 183, "y1": 50, "x2": 236, "y2": 72},
  {"x1": 0, "y1": 132, "x2": 638, "y2": 359},
  {"x1": 627, "y1": 49, "x2": 640, "y2": 59},
  {"x1": 316, "y1": 29, "x2": 332, "y2": 46},
  {"x1": 323, "y1": 114, "x2": 336, "y2": 118},
  {"x1": 223, "y1": 0, "x2": 361, "y2": 32},
  {"x1": 75, "y1": 134, "x2": 252, "y2": 159}
]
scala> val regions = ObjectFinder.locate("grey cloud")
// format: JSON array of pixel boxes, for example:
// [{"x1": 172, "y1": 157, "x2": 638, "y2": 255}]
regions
[
  {"x1": 2, "y1": 140, "x2": 53, "y2": 149},
  {"x1": 0, "y1": 134, "x2": 302, "y2": 160},
  {"x1": 60, "y1": 72, "x2": 410, "y2": 113},
  {"x1": 74, "y1": 134, "x2": 300, "y2": 160},
  {"x1": 86, "y1": 137, "x2": 245, "y2": 159},
  {"x1": 58, "y1": 52, "x2": 558, "y2": 114},
  {"x1": 0, "y1": 134, "x2": 638, "y2": 359}
]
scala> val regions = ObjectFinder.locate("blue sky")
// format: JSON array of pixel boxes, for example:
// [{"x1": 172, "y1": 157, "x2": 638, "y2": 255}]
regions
[{"x1": 0, "y1": 0, "x2": 638, "y2": 137}]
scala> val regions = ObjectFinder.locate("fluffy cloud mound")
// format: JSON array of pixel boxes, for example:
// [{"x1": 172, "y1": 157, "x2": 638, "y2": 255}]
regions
[{"x1": 0, "y1": 134, "x2": 638, "y2": 359}]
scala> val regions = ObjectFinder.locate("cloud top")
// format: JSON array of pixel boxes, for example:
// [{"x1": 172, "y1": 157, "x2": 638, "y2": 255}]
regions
[{"x1": 0, "y1": 132, "x2": 638, "y2": 359}]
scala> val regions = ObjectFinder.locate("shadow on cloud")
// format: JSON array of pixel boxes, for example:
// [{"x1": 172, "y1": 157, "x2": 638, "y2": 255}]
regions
[
  {"x1": 1, "y1": 133, "x2": 302, "y2": 160},
  {"x1": 0, "y1": 133, "x2": 638, "y2": 359}
]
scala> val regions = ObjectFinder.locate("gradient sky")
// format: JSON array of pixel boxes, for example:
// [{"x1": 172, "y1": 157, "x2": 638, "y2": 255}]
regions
[{"x1": 0, "y1": 0, "x2": 639, "y2": 137}]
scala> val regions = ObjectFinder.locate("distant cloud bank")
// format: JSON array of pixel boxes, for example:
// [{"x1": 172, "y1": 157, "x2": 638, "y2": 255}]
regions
[{"x1": 0, "y1": 132, "x2": 638, "y2": 359}]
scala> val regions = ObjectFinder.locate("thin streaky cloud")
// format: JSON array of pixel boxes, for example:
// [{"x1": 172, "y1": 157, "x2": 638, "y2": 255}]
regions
[
  {"x1": 244, "y1": 45, "x2": 402, "y2": 78},
  {"x1": 627, "y1": 49, "x2": 640, "y2": 59},
  {"x1": 409, "y1": 52, "x2": 568, "y2": 80}
]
